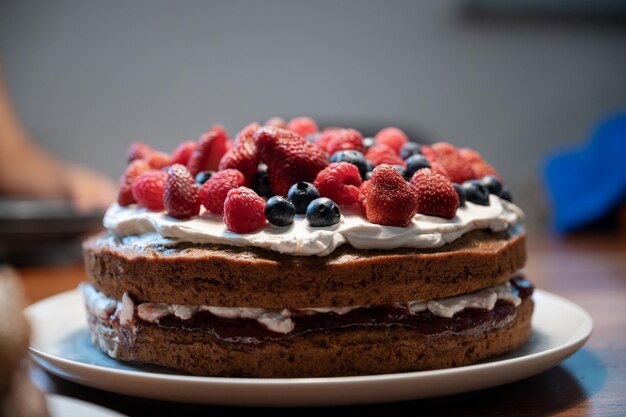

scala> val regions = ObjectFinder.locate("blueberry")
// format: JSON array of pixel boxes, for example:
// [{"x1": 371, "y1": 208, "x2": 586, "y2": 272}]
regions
[
  {"x1": 499, "y1": 186, "x2": 513, "y2": 202},
  {"x1": 393, "y1": 165, "x2": 407, "y2": 179},
  {"x1": 287, "y1": 182, "x2": 321, "y2": 214},
  {"x1": 306, "y1": 197, "x2": 341, "y2": 227},
  {"x1": 453, "y1": 183, "x2": 466, "y2": 206},
  {"x1": 481, "y1": 175, "x2": 502, "y2": 195},
  {"x1": 461, "y1": 180, "x2": 490, "y2": 206},
  {"x1": 362, "y1": 137, "x2": 376, "y2": 150},
  {"x1": 400, "y1": 142, "x2": 422, "y2": 160},
  {"x1": 405, "y1": 154, "x2": 431, "y2": 179},
  {"x1": 195, "y1": 170, "x2": 215, "y2": 185},
  {"x1": 365, "y1": 159, "x2": 375, "y2": 173},
  {"x1": 264, "y1": 196, "x2": 296, "y2": 227},
  {"x1": 251, "y1": 171, "x2": 273, "y2": 197},
  {"x1": 365, "y1": 171, "x2": 373, "y2": 181},
  {"x1": 329, "y1": 150, "x2": 368, "y2": 179}
]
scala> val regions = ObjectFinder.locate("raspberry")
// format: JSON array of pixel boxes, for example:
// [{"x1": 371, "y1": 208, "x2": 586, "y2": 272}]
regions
[
  {"x1": 117, "y1": 159, "x2": 150, "y2": 206},
  {"x1": 145, "y1": 151, "x2": 172, "y2": 169},
  {"x1": 357, "y1": 180, "x2": 370, "y2": 214},
  {"x1": 131, "y1": 170, "x2": 167, "y2": 211},
  {"x1": 127, "y1": 142, "x2": 153, "y2": 163},
  {"x1": 164, "y1": 164, "x2": 200, "y2": 219},
  {"x1": 187, "y1": 125, "x2": 231, "y2": 176},
  {"x1": 430, "y1": 161, "x2": 450, "y2": 178},
  {"x1": 365, "y1": 144, "x2": 405, "y2": 167},
  {"x1": 223, "y1": 187, "x2": 267, "y2": 233},
  {"x1": 375, "y1": 127, "x2": 408, "y2": 153},
  {"x1": 264, "y1": 117, "x2": 287, "y2": 129},
  {"x1": 313, "y1": 162, "x2": 362, "y2": 206},
  {"x1": 171, "y1": 141, "x2": 198, "y2": 166},
  {"x1": 410, "y1": 168, "x2": 459, "y2": 219},
  {"x1": 286, "y1": 116, "x2": 318, "y2": 139},
  {"x1": 255, "y1": 127, "x2": 328, "y2": 196},
  {"x1": 218, "y1": 122, "x2": 261, "y2": 185},
  {"x1": 459, "y1": 148, "x2": 501, "y2": 180},
  {"x1": 427, "y1": 142, "x2": 476, "y2": 184},
  {"x1": 363, "y1": 164, "x2": 418, "y2": 227},
  {"x1": 199, "y1": 169, "x2": 245, "y2": 214},
  {"x1": 323, "y1": 129, "x2": 365, "y2": 155}
]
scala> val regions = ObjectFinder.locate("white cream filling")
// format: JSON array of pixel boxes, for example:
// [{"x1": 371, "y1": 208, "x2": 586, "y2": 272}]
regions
[
  {"x1": 103, "y1": 195, "x2": 524, "y2": 257},
  {"x1": 81, "y1": 281, "x2": 522, "y2": 334}
]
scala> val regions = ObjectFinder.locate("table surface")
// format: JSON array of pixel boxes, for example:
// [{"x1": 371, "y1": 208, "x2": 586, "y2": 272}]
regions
[{"x1": 17, "y1": 232, "x2": 626, "y2": 417}]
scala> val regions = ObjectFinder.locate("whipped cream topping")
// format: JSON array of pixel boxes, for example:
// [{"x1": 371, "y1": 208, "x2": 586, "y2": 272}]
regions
[
  {"x1": 80, "y1": 282, "x2": 522, "y2": 335},
  {"x1": 103, "y1": 194, "x2": 523, "y2": 257}
]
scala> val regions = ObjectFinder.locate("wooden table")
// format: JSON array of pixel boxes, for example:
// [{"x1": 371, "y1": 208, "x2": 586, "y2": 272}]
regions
[{"x1": 18, "y1": 232, "x2": 626, "y2": 416}]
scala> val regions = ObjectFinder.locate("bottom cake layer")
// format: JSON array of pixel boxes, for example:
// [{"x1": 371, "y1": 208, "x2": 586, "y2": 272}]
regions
[{"x1": 83, "y1": 282, "x2": 534, "y2": 377}]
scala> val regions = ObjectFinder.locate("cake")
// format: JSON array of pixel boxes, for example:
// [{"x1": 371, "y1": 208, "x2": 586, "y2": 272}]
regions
[{"x1": 81, "y1": 118, "x2": 534, "y2": 377}]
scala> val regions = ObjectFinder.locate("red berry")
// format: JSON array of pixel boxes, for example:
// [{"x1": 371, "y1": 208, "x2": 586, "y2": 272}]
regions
[
  {"x1": 223, "y1": 187, "x2": 267, "y2": 233},
  {"x1": 255, "y1": 127, "x2": 328, "y2": 196},
  {"x1": 314, "y1": 162, "x2": 362, "y2": 206},
  {"x1": 321, "y1": 128, "x2": 365, "y2": 155},
  {"x1": 365, "y1": 144, "x2": 405, "y2": 167},
  {"x1": 199, "y1": 169, "x2": 245, "y2": 215},
  {"x1": 164, "y1": 164, "x2": 200, "y2": 219},
  {"x1": 426, "y1": 142, "x2": 476, "y2": 184},
  {"x1": 131, "y1": 170, "x2": 167, "y2": 211},
  {"x1": 459, "y1": 148, "x2": 501, "y2": 180},
  {"x1": 117, "y1": 159, "x2": 150, "y2": 206},
  {"x1": 264, "y1": 117, "x2": 287, "y2": 129},
  {"x1": 410, "y1": 168, "x2": 459, "y2": 219},
  {"x1": 357, "y1": 180, "x2": 370, "y2": 214},
  {"x1": 171, "y1": 141, "x2": 198, "y2": 166},
  {"x1": 430, "y1": 161, "x2": 450, "y2": 178},
  {"x1": 286, "y1": 116, "x2": 318, "y2": 139},
  {"x1": 218, "y1": 122, "x2": 261, "y2": 185},
  {"x1": 375, "y1": 127, "x2": 408, "y2": 153},
  {"x1": 363, "y1": 164, "x2": 418, "y2": 227},
  {"x1": 145, "y1": 151, "x2": 172, "y2": 169},
  {"x1": 187, "y1": 125, "x2": 231, "y2": 176},
  {"x1": 127, "y1": 142, "x2": 153, "y2": 163}
]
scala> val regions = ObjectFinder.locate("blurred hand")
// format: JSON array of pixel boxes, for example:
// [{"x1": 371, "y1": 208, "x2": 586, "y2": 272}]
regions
[{"x1": 62, "y1": 164, "x2": 117, "y2": 212}]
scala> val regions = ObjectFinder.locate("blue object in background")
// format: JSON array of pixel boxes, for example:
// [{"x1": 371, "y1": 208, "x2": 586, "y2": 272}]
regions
[{"x1": 544, "y1": 111, "x2": 626, "y2": 233}]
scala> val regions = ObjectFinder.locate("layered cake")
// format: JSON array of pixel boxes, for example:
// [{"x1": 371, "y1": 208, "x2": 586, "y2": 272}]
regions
[{"x1": 82, "y1": 118, "x2": 534, "y2": 377}]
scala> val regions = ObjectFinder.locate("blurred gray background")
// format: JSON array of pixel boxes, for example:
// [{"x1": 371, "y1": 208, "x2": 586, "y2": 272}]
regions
[{"x1": 1, "y1": 0, "x2": 626, "y2": 224}]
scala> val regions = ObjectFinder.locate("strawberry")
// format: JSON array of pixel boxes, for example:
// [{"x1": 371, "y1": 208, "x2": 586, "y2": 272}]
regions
[
  {"x1": 171, "y1": 141, "x2": 198, "y2": 166},
  {"x1": 363, "y1": 164, "x2": 419, "y2": 227},
  {"x1": 426, "y1": 142, "x2": 476, "y2": 184},
  {"x1": 131, "y1": 170, "x2": 167, "y2": 211},
  {"x1": 375, "y1": 127, "x2": 408, "y2": 153},
  {"x1": 223, "y1": 187, "x2": 267, "y2": 233},
  {"x1": 410, "y1": 168, "x2": 459, "y2": 219},
  {"x1": 127, "y1": 142, "x2": 153, "y2": 163},
  {"x1": 314, "y1": 162, "x2": 362, "y2": 206},
  {"x1": 117, "y1": 159, "x2": 150, "y2": 206},
  {"x1": 199, "y1": 169, "x2": 245, "y2": 215},
  {"x1": 187, "y1": 125, "x2": 231, "y2": 176},
  {"x1": 145, "y1": 151, "x2": 172, "y2": 169},
  {"x1": 163, "y1": 164, "x2": 200, "y2": 219},
  {"x1": 218, "y1": 122, "x2": 261, "y2": 185},
  {"x1": 254, "y1": 127, "x2": 328, "y2": 196},
  {"x1": 365, "y1": 144, "x2": 405, "y2": 167},
  {"x1": 286, "y1": 116, "x2": 318, "y2": 139},
  {"x1": 358, "y1": 180, "x2": 370, "y2": 214},
  {"x1": 459, "y1": 148, "x2": 501, "y2": 180}
]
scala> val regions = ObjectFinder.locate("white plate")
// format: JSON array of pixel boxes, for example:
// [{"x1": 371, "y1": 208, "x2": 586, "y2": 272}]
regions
[
  {"x1": 47, "y1": 394, "x2": 127, "y2": 417},
  {"x1": 26, "y1": 289, "x2": 592, "y2": 407}
]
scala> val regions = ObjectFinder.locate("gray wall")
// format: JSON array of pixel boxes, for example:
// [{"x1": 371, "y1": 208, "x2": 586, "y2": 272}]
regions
[{"x1": 1, "y1": 0, "x2": 626, "y2": 222}]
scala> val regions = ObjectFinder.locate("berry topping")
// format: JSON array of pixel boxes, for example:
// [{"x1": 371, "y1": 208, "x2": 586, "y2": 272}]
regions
[
  {"x1": 329, "y1": 150, "x2": 368, "y2": 179},
  {"x1": 218, "y1": 122, "x2": 261, "y2": 185},
  {"x1": 199, "y1": 169, "x2": 245, "y2": 215},
  {"x1": 164, "y1": 164, "x2": 200, "y2": 219},
  {"x1": 400, "y1": 142, "x2": 422, "y2": 160},
  {"x1": 410, "y1": 168, "x2": 459, "y2": 219},
  {"x1": 357, "y1": 180, "x2": 370, "y2": 214},
  {"x1": 425, "y1": 142, "x2": 476, "y2": 184},
  {"x1": 375, "y1": 127, "x2": 408, "y2": 153},
  {"x1": 393, "y1": 165, "x2": 407, "y2": 179},
  {"x1": 127, "y1": 142, "x2": 153, "y2": 163},
  {"x1": 405, "y1": 154, "x2": 431, "y2": 179},
  {"x1": 264, "y1": 116, "x2": 287, "y2": 129},
  {"x1": 286, "y1": 116, "x2": 318, "y2": 139},
  {"x1": 460, "y1": 180, "x2": 490, "y2": 206},
  {"x1": 459, "y1": 148, "x2": 500, "y2": 180},
  {"x1": 187, "y1": 125, "x2": 231, "y2": 176},
  {"x1": 251, "y1": 166, "x2": 273, "y2": 197},
  {"x1": 287, "y1": 182, "x2": 321, "y2": 214},
  {"x1": 195, "y1": 170, "x2": 215, "y2": 185},
  {"x1": 480, "y1": 175, "x2": 503, "y2": 195},
  {"x1": 117, "y1": 159, "x2": 150, "y2": 206},
  {"x1": 365, "y1": 143, "x2": 405, "y2": 167},
  {"x1": 319, "y1": 128, "x2": 365, "y2": 155},
  {"x1": 264, "y1": 196, "x2": 296, "y2": 227},
  {"x1": 453, "y1": 183, "x2": 466, "y2": 206},
  {"x1": 362, "y1": 137, "x2": 376, "y2": 151},
  {"x1": 223, "y1": 187, "x2": 267, "y2": 234},
  {"x1": 314, "y1": 162, "x2": 363, "y2": 206},
  {"x1": 131, "y1": 170, "x2": 167, "y2": 211},
  {"x1": 306, "y1": 197, "x2": 341, "y2": 227},
  {"x1": 171, "y1": 141, "x2": 198, "y2": 166},
  {"x1": 499, "y1": 186, "x2": 513, "y2": 202},
  {"x1": 362, "y1": 164, "x2": 419, "y2": 227},
  {"x1": 254, "y1": 127, "x2": 328, "y2": 196},
  {"x1": 145, "y1": 151, "x2": 172, "y2": 169}
]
